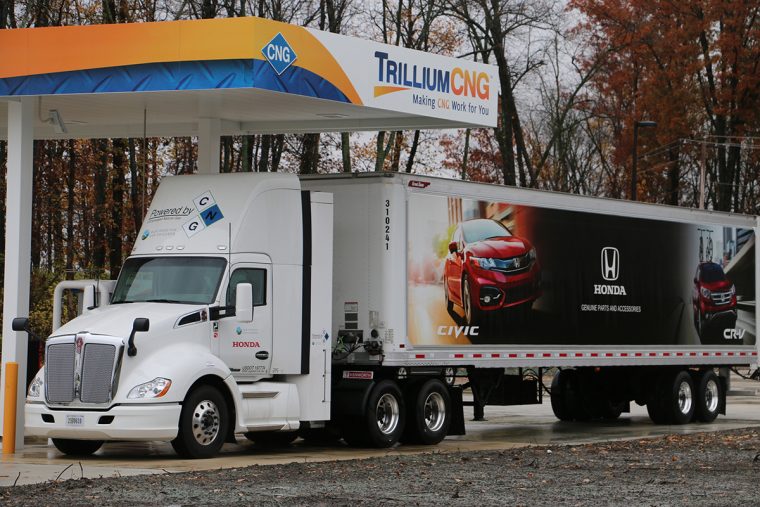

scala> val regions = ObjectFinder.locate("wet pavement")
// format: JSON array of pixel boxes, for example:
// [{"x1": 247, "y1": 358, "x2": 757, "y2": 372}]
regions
[{"x1": 1, "y1": 377, "x2": 758, "y2": 486}]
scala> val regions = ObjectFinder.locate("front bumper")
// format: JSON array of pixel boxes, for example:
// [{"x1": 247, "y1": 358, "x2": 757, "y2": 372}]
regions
[
  {"x1": 25, "y1": 401, "x2": 181, "y2": 441},
  {"x1": 470, "y1": 263, "x2": 541, "y2": 311}
]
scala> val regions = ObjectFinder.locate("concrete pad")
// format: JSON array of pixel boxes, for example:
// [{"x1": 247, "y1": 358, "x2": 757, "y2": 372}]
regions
[{"x1": 1, "y1": 376, "x2": 758, "y2": 487}]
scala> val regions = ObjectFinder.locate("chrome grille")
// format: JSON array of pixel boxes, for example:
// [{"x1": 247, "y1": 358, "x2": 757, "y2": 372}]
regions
[
  {"x1": 46, "y1": 343, "x2": 75, "y2": 403},
  {"x1": 711, "y1": 291, "x2": 732, "y2": 306},
  {"x1": 80, "y1": 343, "x2": 116, "y2": 403}
]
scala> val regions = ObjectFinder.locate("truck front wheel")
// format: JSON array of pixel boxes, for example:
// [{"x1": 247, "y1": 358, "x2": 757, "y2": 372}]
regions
[
  {"x1": 51, "y1": 438, "x2": 103, "y2": 456},
  {"x1": 172, "y1": 385, "x2": 229, "y2": 459}
]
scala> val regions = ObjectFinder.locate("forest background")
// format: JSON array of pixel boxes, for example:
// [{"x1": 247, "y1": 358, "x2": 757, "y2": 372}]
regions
[{"x1": 0, "y1": 0, "x2": 759, "y2": 336}]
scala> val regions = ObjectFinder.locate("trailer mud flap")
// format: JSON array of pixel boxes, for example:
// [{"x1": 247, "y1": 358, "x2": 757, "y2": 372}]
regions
[
  {"x1": 447, "y1": 386, "x2": 466, "y2": 436},
  {"x1": 332, "y1": 379, "x2": 375, "y2": 417}
]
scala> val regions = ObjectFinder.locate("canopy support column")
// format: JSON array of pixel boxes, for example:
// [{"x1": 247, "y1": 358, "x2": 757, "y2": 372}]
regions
[
  {"x1": 197, "y1": 118, "x2": 221, "y2": 174},
  {"x1": 1, "y1": 97, "x2": 35, "y2": 450}
]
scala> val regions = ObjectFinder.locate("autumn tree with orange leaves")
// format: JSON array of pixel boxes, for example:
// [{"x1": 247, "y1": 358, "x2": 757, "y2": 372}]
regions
[{"x1": 570, "y1": 0, "x2": 760, "y2": 211}]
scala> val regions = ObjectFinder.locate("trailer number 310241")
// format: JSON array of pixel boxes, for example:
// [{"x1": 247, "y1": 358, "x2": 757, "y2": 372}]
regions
[{"x1": 385, "y1": 200, "x2": 390, "y2": 250}]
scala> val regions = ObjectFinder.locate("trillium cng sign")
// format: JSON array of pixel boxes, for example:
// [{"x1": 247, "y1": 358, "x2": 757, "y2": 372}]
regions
[{"x1": 262, "y1": 33, "x2": 297, "y2": 75}]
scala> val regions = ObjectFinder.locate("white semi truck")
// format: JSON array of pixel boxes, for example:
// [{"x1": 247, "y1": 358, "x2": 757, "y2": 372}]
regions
[{"x1": 17, "y1": 172, "x2": 758, "y2": 458}]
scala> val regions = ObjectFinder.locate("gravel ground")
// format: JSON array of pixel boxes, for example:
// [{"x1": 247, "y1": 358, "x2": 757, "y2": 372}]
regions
[{"x1": 3, "y1": 428, "x2": 760, "y2": 506}]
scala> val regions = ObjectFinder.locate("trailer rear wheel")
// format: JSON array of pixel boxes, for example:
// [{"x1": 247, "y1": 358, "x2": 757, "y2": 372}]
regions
[
  {"x1": 550, "y1": 370, "x2": 573, "y2": 421},
  {"x1": 694, "y1": 370, "x2": 721, "y2": 423},
  {"x1": 648, "y1": 370, "x2": 695, "y2": 425},
  {"x1": 343, "y1": 380, "x2": 405, "y2": 448},
  {"x1": 402, "y1": 379, "x2": 451, "y2": 445},
  {"x1": 51, "y1": 438, "x2": 103, "y2": 456},
  {"x1": 172, "y1": 385, "x2": 229, "y2": 459},
  {"x1": 667, "y1": 371, "x2": 695, "y2": 424}
]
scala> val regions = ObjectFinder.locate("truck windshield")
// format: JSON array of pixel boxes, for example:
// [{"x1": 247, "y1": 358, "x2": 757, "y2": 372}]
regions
[{"x1": 112, "y1": 257, "x2": 227, "y2": 304}]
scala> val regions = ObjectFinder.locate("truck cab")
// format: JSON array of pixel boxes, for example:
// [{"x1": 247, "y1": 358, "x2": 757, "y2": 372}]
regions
[{"x1": 24, "y1": 173, "x2": 334, "y2": 458}]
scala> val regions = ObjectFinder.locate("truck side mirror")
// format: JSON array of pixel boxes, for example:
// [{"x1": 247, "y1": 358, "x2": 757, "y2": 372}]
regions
[
  {"x1": 12, "y1": 317, "x2": 29, "y2": 332},
  {"x1": 127, "y1": 318, "x2": 150, "y2": 357},
  {"x1": 448, "y1": 241, "x2": 458, "y2": 253},
  {"x1": 83, "y1": 285, "x2": 96, "y2": 313},
  {"x1": 235, "y1": 283, "x2": 254, "y2": 323}
]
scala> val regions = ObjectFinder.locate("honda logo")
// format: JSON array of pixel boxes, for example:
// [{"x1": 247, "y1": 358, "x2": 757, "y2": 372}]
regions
[{"x1": 601, "y1": 247, "x2": 620, "y2": 281}]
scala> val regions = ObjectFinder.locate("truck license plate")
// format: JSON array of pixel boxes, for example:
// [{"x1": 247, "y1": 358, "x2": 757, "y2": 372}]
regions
[{"x1": 65, "y1": 414, "x2": 84, "y2": 426}]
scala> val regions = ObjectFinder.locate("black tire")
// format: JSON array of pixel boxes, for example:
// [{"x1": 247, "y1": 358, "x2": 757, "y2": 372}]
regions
[
  {"x1": 566, "y1": 371, "x2": 591, "y2": 421},
  {"x1": 402, "y1": 379, "x2": 451, "y2": 445},
  {"x1": 666, "y1": 371, "x2": 696, "y2": 424},
  {"x1": 51, "y1": 438, "x2": 103, "y2": 456},
  {"x1": 244, "y1": 431, "x2": 298, "y2": 446},
  {"x1": 550, "y1": 370, "x2": 573, "y2": 421},
  {"x1": 649, "y1": 370, "x2": 695, "y2": 425},
  {"x1": 462, "y1": 275, "x2": 481, "y2": 327},
  {"x1": 694, "y1": 370, "x2": 722, "y2": 423},
  {"x1": 342, "y1": 380, "x2": 405, "y2": 448},
  {"x1": 172, "y1": 385, "x2": 229, "y2": 459}
]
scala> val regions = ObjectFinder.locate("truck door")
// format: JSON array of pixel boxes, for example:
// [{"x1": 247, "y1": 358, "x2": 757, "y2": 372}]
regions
[{"x1": 218, "y1": 263, "x2": 273, "y2": 378}]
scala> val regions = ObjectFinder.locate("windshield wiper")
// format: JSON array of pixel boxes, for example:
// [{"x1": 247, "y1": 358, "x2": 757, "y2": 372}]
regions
[{"x1": 143, "y1": 298, "x2": 186, "y2": 304}]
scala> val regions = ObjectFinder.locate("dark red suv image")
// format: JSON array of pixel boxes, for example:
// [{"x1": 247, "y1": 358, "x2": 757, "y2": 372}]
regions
[
  {"x1": 444, "y1": 219, "x2": 541, "y2": 326},
  {"x1": 692, "y1": 262, "x2": 737, "y2": 339}
]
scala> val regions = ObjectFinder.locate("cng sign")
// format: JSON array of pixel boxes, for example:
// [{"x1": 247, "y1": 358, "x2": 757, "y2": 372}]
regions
[
  {"x1": 262, "y1": 33, "x2": 297, "y2": 75},
  {"x1": 183, "y1": 190, "x2": 224, "y2": 238}
]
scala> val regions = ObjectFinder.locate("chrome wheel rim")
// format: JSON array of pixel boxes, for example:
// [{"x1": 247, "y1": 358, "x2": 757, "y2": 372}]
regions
[
  {"x1": 423, "y1": 392, "x2": 446, "y2": 433},
  {"x1": 705, "y1": 379, "x2": 719, "y2": 413},
  {"x1": 192, "y1": 399, "x2": 221, "y2": 446},
  {"x1": 376, "y1": 393, "x2": 400, "y2": 436},
  {"x1": 678, "y1": 381, "x2": 693, "y2": 415}
]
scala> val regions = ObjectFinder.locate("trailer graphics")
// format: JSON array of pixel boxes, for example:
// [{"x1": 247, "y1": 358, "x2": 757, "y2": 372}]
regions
[{"x1": 407, "y1": 193, "x2": 755, "y2": 347}]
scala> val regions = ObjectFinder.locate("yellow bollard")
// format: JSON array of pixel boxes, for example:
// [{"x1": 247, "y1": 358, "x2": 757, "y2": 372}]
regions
[{"x1": 2, "y1": 362, "x2": 19, "y2": 454}]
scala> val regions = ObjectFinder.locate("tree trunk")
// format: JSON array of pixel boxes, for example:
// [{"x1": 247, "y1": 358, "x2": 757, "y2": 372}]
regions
[
  {"x1": 109, "y1": 139, "x2": 126, "y2": 276},
  {"x1": 128, "y1": 138, "x2": 142, "y2": 232},
  {"x1": 341, "y1": 132, "x2": 351, "y2": 172},
  {"x1": 93, "y1": 139, "x2": 109, "y2": 272},
  {"x1": 299, "y1": 134, "x2": 321, "y2": 174},
  {"x1": 66, "y1": 140, "x2": 76, "y2": 279},
  {"x1": 405, "y1": 130, "x2": 420, "y2": 173}
]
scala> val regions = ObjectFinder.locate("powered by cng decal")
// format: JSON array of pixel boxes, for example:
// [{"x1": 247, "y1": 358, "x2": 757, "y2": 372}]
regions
[{"x1": 183, "y1": 191, "x2": 224, "y2": 238}]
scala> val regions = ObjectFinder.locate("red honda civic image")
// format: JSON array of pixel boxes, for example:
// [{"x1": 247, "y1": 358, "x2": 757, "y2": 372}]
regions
[
  {"x1": 692, "y1": 262, "x2": 737, "y2": 340},
  {"x1": 444, "y1": 219, "x2": 541, "y2": 326}
]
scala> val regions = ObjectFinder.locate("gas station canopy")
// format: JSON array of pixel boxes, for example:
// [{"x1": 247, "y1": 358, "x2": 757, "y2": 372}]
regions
[{"x1": 0, "y1": 16, "x2": 497, "y2": 139}]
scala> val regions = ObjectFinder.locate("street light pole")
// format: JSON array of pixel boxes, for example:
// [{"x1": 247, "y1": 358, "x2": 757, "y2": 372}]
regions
[{"x1": 630, "y1": 120, "x2": 657, "y2": 201}]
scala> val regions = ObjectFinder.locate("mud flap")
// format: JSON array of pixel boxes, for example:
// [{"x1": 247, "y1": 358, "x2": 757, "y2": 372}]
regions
[
  {"x1": 332, "y1": 379, "x2": 376, "y2": 417},
  {"x1": 447, "y1": 386, "x2": 466, "y2": 436}
]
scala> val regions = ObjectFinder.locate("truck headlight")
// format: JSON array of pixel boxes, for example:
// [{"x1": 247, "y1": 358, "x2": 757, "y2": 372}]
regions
[
  {"x1": 27, "y1": 376, "x2": 42, "y2": 398},
  {"x1": 127, "y1": 378, "x2": 172, "y2": 399},
  {"x1": 700, "y1": 287, "x2": 711, "y2": 299},
  {"x1": 528, "y1": 247, "x2": 537, "y2": 261},
  {"x1": 471, "y1": 257, "x2": 496, "y2": 269},
  {"x1": 730, "y1": 284, "x2": 736, "y2": 296}
]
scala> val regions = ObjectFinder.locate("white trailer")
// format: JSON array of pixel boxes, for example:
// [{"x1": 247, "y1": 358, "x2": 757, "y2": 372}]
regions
[{"x1": 18, "y1": 172, "x2": 758, "y2": 457}]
